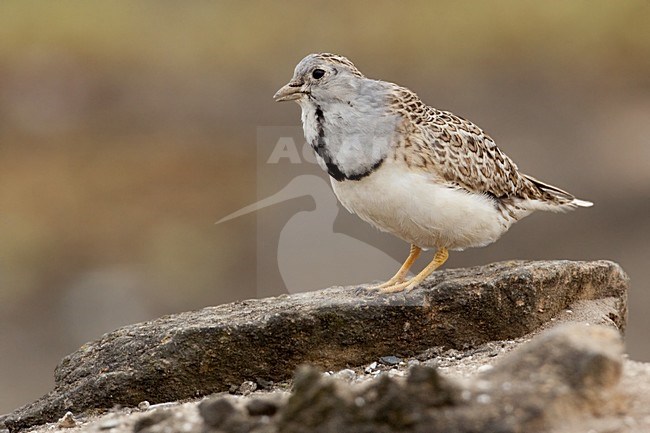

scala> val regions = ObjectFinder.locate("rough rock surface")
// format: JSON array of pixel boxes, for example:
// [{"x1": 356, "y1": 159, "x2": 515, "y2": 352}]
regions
[
  {"x1": 272, "y1": 324, "x2": 623, "y2": 433},
  {"x1": 1, "y1": 260, "x2": 628, "y2": 432},
  {"x1": 6, "y1": 321, "x2": 645, "y2": 433}
]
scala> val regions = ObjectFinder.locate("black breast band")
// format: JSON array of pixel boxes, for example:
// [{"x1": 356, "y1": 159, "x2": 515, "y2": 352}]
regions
[{"x1": 310, "y1": 105, "x2": 385, "y2": 182}]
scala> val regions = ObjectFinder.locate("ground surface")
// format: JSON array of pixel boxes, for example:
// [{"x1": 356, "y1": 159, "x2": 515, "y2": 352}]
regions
[
  {"x1": 2, "y1": 260, "x2": 645, "y2": 433},
  {"x1": 9, "y1": 340, "x2": 650, "y2": 433}
]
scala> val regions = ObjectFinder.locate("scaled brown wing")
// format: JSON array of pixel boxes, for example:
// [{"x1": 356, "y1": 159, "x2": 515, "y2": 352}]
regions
[{"x1": 412, "y1": 109, "x2": 540, "y2": 200}]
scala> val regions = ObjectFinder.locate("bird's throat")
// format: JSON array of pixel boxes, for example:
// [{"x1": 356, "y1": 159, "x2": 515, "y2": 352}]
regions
[{"x1": 305, "y1": 103, "x2": 386, "y2": 182}]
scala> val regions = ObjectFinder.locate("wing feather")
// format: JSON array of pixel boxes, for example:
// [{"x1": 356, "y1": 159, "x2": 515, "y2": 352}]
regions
[{"x1": 388, "y1": 86, "x2": 568, "y2": 204}]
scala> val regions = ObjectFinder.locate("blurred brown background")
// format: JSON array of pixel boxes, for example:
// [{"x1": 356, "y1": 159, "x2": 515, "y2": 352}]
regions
[{"x1": 0, "y1": 1, "x2": 648, "y2": 415}]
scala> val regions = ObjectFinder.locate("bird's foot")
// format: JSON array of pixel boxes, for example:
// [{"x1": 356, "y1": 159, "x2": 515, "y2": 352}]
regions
[
  {"x1": 367, "y1": 277, "x2": 407, "y2": 291},
  {"x1": 376, "y1": 281, "x2": 408, "y2": 294},
  {"x1": 368, "y1": 246, "x2": 449, "y2": 294},
  {"x1": 367, "y1": 244, "x2": 421, "y2": 292},
  {"x1": 377, "y1": 279, "x2": 423, "y2": 294}
]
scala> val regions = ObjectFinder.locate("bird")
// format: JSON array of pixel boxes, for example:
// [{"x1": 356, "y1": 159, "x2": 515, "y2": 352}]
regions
[{"x1": 273, "y1": 53, "x2": 592, "y2": 294}]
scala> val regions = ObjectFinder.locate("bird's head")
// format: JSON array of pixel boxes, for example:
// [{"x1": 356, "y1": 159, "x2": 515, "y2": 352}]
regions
[{"x1": 273, "y1": 53, "x2": 365, "y2": 104}]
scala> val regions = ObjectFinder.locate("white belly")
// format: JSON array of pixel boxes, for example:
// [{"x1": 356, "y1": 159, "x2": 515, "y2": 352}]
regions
[{"x1": 330, "y1": 161, "x2": 510, "y2": 250}]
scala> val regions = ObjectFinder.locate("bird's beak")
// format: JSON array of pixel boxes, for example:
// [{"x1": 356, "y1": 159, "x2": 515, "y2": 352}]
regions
[{"x1": 273, "y1": 81, "x2": 305, "y2": 102}]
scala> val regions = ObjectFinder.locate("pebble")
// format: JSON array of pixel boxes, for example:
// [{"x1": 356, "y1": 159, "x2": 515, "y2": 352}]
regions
[
  {"x1": 56, "y1": 412, "x2": 78, "y2": 428},
  {"x1": 379, "y1": 355, "x2": 402, "y2": 366},
  {"x1": 138, "y1": 401, "x2": 151, "y2": 411},
  {"x1": 238, "y1": 380, "x2": 258, "y2": 395},
  {"x1": 364, "y1": 362, "x2": 378, "y2": 373}
]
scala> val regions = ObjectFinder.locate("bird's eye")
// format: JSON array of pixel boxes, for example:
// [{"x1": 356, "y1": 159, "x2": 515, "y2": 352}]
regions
[{"x1": 312, "y1": 68, "x2": 325, "y2": 79}]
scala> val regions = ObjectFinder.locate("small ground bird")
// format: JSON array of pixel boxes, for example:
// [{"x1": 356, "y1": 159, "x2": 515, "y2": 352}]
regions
[{"x1": 274, "y1": 53, "x2": 592, "y2": 293}]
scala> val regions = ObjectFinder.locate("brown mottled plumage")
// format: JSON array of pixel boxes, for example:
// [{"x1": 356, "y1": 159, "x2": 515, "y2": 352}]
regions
[
  {"x1": 274, "y1": 53, "x2": 592, "y2": 293},
  {"x1": 388, "y1": 85, "x2": 577, "y2": 211}
]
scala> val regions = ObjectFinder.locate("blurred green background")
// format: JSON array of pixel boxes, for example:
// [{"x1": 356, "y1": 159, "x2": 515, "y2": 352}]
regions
[{"x1": 0, "y1": 1, "x2": 648, "y2": 414}]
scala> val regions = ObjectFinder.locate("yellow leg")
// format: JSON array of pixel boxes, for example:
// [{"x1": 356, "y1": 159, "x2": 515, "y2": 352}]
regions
[
  {"x1": 369, "y1": 245, "x2": 421, "y2": 290},
  {"x1": 379, "y1": 247, "x2": 449, "y2": 294}
]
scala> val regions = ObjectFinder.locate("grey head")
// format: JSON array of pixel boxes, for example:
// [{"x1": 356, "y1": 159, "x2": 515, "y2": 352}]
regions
[
  {"x1": 273, "y1": 54, "x2": 399, "y2": 182},
  {"x1": 273, "y1": 53, "x2": 366, "y2": 104}
]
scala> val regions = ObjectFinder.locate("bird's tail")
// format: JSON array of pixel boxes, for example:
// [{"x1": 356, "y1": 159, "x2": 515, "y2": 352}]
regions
[{"x1": 524, "y1": 174, "x2": 593, "y2": 211}]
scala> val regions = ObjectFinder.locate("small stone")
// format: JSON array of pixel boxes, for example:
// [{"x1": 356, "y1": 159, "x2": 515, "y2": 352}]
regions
[
  {"x1": 246, "y1": 398, "x2": 279, "y2": 417},
  {"x1": 56, "y1": 411, "x2": 78, "y2": 428},
  {"x1": 379, "y1": 355, "x2": 402, "y2": 366},
  {"x1": 138, "y1": 401, "x2": 150, "y2": 411},
  {"x1": 364, "y1": 362, "x2": 378, "y2": 373},
  {"x1": 238, "y1": 380, "x2": 258, "y2": 395}
]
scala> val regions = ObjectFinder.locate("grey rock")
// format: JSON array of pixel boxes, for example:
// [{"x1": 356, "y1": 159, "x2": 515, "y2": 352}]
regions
[
  {"x1": 364, "y1": 362, "x2": 378, "y2": 374},
  {"x1": 378, "y1": 356, "x2": 402, "y2": 366},
  {"x1": 237, "y1": 381, "x2": 258, "y2": 396},
  {"x1": 276, "y1": 323, "x2": 624, "y2": 433},
  {"x1": 3, "y1": 260, "x2": 627, "y2": 431}
]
